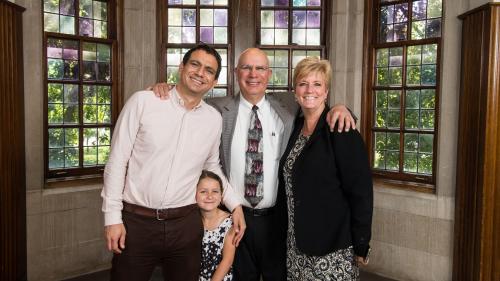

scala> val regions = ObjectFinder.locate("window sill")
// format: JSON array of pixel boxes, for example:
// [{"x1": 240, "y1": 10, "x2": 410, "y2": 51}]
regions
[
  {"x1": 44, "y1": 175, "x2": 103, "y2": 190},
  {"x1": 373, "y1": 177, "x2": 435, "y2": 194}
]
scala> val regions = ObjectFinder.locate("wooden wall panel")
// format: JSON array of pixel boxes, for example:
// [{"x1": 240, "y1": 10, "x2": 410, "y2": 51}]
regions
[
  {"x1": 0, "y1": 0, "x2": 26, "y2": 280},
  {"x1": 454, "y1": 3, "x2": 500, "y2": 281}
]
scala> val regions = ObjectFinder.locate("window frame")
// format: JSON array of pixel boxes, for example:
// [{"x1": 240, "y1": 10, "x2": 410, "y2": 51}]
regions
[
  {"x1": 361, "y1": 0, "x2": 443, "y2": 191},
  {"x1": 43, "y1": 0, "x2": 123, "y2": 180},
  {"x1": 256, "y1": 0, "x2": 330, "y2": 93},
  {"x1": 157, "y1": 0, "x2": 234, "y2": 97}
]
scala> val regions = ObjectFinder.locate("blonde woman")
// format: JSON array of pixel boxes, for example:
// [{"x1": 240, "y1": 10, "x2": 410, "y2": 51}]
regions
[{"x1": 277, "y1": 57, "x2": 373, "y2": 280}]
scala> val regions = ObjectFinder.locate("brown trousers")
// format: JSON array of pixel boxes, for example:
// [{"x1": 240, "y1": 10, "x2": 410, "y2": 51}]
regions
[{"x1": 110, "y1": 206, "x2": 203, "y2": 281}]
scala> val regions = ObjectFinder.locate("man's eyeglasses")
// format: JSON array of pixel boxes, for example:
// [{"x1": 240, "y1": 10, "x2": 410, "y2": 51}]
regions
[{"x1": 238, "y1": 65, "x2": 269, "y2": 73}]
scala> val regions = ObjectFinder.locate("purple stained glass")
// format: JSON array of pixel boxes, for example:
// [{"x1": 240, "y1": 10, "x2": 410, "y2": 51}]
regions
[
  {"x1": 275, "y1": 10, "x2": 288, "y2": 28},
  {"x1": 381, "y1": 24, "x2": 394, "y2": 42},
  {"x1": 47, "y1": 46, "x2": 62, "y2": 58},
  {"x1": 60, "y1": 0, "x2": 75, "y2": 16},
  {"x1": 394, "y1": 23, "x2": 407, "y2": 41},
  {"x1": 426, "y1": 19, "x2": 441, "y2": 38},
  {"x1": 200, "y1": 27, "x2": 214, "y2": 43},
  {"x1": 293, "y1": 11, "x2": 306, "y2": 28},
  {"x1": 63, "y1": 48, "x2": 78, "y2": 60},
  {"x1": 183, "y1": 9, "x2": 196, "y2": 26},
  {"x1": 307, "y1": 0, "x2": 320, "y2": 6},
  {"x1": 394, "y1": 4, "x2": 408, "y2": 23},
  {"x1": 261, "y1": 0, "x2": 274, "y2": 6},
  {"x1": 214, "y1": 9, "x2": 227, "y2": 26},
  {"x1": 412, "y1": 0, "x2": 426, "y2": 20},
  {"x1": 380, "y1": 5, "x2": 394, "y2": 25},
  {"x1": 307, "y1": 11, "x2": 320, "y2": 27},
  {"x1": 80, "y1": 18, "x2": 93, "y2": 36},
  {"x1": 276, "y1": 0, "x2": 289, "y2": 5},
  {"x1": 182, "y1": 27, "x2": 196, "y2": 43},
  {"x1": 168, "y1": 0, "x2": 182, "y2": 4}
]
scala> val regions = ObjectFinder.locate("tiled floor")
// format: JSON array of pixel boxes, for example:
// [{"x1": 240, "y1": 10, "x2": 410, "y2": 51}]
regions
[{"x1": 64, "y1": 267, "x2": 396, "y2": 281}]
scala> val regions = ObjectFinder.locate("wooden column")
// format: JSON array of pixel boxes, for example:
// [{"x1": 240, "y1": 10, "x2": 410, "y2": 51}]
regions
[
  {"x1": 454, "y1": 3, "x2": 500, "y2": 281},
  {"x1": 0, "y1": 0, "x2": 26, "y2": 280}
]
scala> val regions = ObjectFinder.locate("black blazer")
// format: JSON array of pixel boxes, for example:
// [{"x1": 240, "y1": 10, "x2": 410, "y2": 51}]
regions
[{"x1": 277, "y1": 106, "x2": 373, "y2": 257}]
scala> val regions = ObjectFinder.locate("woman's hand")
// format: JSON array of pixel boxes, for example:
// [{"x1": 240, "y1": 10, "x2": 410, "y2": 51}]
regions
[{"x1": 326, "y1": 104, "x2": 356, "y2": 132}]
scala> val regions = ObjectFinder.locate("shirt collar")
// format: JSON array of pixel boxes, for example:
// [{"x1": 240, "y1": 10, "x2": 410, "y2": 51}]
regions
[
  {"x1": 239, "y1": 93, "x2": 266, "y2": 111},
  {"x1": 172, "y1": 87, "x2": 204, "y2": 110}
]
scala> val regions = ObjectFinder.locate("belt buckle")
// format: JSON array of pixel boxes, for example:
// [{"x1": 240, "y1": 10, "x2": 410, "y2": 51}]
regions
[{"x1": 156, "y1": 209, "x2": 166, "y2": 221}]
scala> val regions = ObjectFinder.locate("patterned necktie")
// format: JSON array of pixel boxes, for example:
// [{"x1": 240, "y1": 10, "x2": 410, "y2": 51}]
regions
[{"x1": 244, "y1": 105, "x2": 264, "y2": 207}]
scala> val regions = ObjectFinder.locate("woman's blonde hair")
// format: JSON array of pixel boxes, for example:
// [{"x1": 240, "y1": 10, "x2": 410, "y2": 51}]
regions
[{"x1": 292, "y1": 56, "x2": 332, "y2": 89}]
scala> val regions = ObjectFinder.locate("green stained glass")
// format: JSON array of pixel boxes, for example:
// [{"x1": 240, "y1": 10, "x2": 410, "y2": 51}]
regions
[
  {"x1": 84, "y1": 104, "x2": 98, "y2": 123},
  {"x1": 376, "y1": 68, "x2": 389, "y2": 86},
  {"x1": 98, "y1": 128, "x2": 111, "y2": 145},
  {"x1": 80, "y1": 0, "x2": 93, "y2": 18},
  {"x1": 44, "y1": 13, "x2": 60, "y2": 32},
  {"x1": 97, "y1": 44, "x2": 111, "y2": 62},
  {"x1": 64, "y1": 128, "x2": 79, "y2": 147},
  {"x1": 293, "y1": 0, "x2": 306, "y2": 6},
  {"x1": 60, "y1": 15, "x2": 75, "y2": 34},
  {"x1": 376, "y1": 49, "x2": 389, "y2": 66},
  {"x1": 411, "y1": 21, "x2": 425, "y2": 40},
  {"x1": 84, "y1": 128, "x2": 98, "y2": 146},
  {"x1": 98, "y1": 105, "x2": 111, "y2": 123},
  {"x1": 387, "y1": 90, "x2": 400, "y2": 108},
  {"x1": 423, "y1": 44, "x2": 437, "y2": 63},
  {"x1": 98, "y1": 146, "x2": 110, "y2": 164},
  {"x1": 386, "y1": 151, "x2": 399, "y2": 170},
  {"x1": 403, "y1": 152, "x2": 418, "y2": 172},
  {"x1": 420, "y1": 110, "x2": 435, "y2": 129},
  {"x1": 405, "y1": 109, "x2": 419, "y2": 129},
  {"x1": 168, "y1": 9, "x2": 182, "y2": 25},
  {"x1": 275, "y1": 50, "x2": 289, "y2": 67},
  {"x1": 48, "y1": 59, "x2": 64, "y2": 79},
  {"x1": 49, "y1": 148, "x2": 65, "y2": 168},
  {"x1": 376, "y1": 90, "x2": 387, "y2": 108},
  {"x1": 387, "y1": 110, "x2": 400, "y2": 128},
  {"x1": 97, "y1": 86, "x2": 111, "y2": 104},
  {"x1": 49, "y1": 128, "x2": 64, "y2": 148},
  {"x1": 419, "y1": 134, "x2": 433, "y2": 153},
  {"x1": 421, "y1": 65, "x2": 436, "y2": 85},
  {"x1": 44, "y1": 0, "x2": 60, "y2": 13},
  {"x1": 373, "y1": 150, "x2": 386, "y2": 169},
  {"x1": 418, "y1": 153, "x2": 433, "y2": 174},
  {"x1": 84, "y1": 85, "x2": 96, "y2": 103},
  {"x1": 93, "y1": 1, "x2": 107, "y2": 21},
  {"x1": 65, "y1": 147, "x2": 79, "y2": 167},
  {"x1": 83, "y1": 42, "x2": 97, "y2": 61},
  {"x1": 48, "y1": 104, "x2": 64, "y2": 124},
  {"x1": 375, "y1": 132, "x2": 386, "y2": 150},
  {"x1": 84, "y1": 146, "x2": 98, "y2": 166},
  {"x1": 63, "y1": 104, "x2": 79, "y2": 123},
  {"x1": 48, "y1": 83, "x2": 64, "y2": 103},
  {"x1": 389, "y1": 67, "x2": 402, "y2": 85},
  {"x1": 386, "y1": 133, "x2": 400, "y2": 150},
  {"x1": 405, "y1": 90, "x2": 419, "y2": 109},
  {"x1": 420, "y1": 89, "x2": 435, "y2": 109},
  {"x1": 404, "y1": 133, "x2": 419, "y2": 152},
  {"x1": 406, "y1": 65, "x2": 421, "y2": 85},
  {"x1": 375, "y1": 109, "x2": 387, "y2": 127},
  {"x1": 407, "y1": 45, "x2": 422, "y2": 65},
  {"x1": 427, "y1": 0, "x2": 442, "y2": 18}
]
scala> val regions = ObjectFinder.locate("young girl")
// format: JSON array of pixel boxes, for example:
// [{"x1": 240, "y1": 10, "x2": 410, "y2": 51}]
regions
[{"x1": 196, "y1": 170, "x2": 236, "y2": 281}]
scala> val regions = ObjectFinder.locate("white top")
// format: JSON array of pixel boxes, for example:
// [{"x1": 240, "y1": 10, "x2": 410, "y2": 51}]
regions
[
  {"x1": 101, "y1": 88, "x2": 240, "y2": 226},
  {"x1": 229, "y1": 95, "x2": 284, "y2": 208}
]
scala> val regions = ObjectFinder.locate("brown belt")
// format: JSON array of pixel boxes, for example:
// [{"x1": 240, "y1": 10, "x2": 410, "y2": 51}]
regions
[{"x1": 123, "y1": 201, "x2": 198, "y2": 220}]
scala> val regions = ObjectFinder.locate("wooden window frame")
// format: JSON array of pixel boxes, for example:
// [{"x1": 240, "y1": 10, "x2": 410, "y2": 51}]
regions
[
  {"x1": 361, "y1": 0, "x2": 443, "y2": 191},
  {"x1": 43, "y1": 0, "x2": 123, "y2": 181},
  {"x1": 256, "y1": 0, "x2": 330, "y2": 92},
  {"x1": 157, "y1": 0, "x2": 234, "y2": 96}
]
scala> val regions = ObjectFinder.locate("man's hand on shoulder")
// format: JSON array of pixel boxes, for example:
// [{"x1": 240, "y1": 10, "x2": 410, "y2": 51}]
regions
[
  {"x1": 146, "y1": 82, "x2": 174, "y2": 100},
  {"x1": 327, "y1": 104, "x2": 356, "y2": 132},
  {"x1": 105, "y1": 223, "x2": 126, "y2": 254}
]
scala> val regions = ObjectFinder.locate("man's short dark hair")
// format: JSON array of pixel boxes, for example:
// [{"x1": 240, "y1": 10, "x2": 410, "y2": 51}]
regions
[{"x1": 182, "y1": 44, "x2": 222, "y2": 79}]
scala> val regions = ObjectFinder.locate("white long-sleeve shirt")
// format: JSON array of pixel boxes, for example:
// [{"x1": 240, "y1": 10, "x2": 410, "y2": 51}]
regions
[{"x1": 102, "y1": 89, "x2": 240, "y2": 226}]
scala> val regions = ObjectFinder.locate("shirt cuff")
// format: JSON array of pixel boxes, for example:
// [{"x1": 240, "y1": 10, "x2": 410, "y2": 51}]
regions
[
  {"x1": 104, "y1": 211, "x2": 123, "y2": 226},
  {"x1": 223, "y1": 196, "x2": 240, "y2": 213}
]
